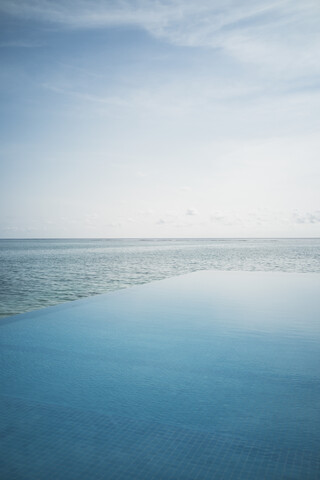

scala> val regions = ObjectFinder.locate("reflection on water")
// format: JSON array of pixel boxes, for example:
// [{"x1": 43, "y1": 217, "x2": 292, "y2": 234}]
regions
[{"x1": 0, "y1": 237, "x2": 319, "y2": 318}]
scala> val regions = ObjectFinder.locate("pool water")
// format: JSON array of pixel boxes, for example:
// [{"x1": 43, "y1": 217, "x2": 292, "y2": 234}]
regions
[{"x1": 0, "y1": 271, "x2": 319, "y2": 479}]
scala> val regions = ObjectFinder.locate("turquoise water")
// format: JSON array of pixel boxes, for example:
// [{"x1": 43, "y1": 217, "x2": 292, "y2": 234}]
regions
[
  {"x1": 0, "y1": 271, "x2": 319, "y2": 479},
  {"x1": 1, "y1": 238, "x2": 319, "y2": 318}
]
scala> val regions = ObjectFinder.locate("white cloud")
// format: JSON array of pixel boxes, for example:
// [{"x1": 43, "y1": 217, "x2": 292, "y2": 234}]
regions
[
  {"x1": 293, "y1": 211, "x2": 320, "y2": 224},
  {"x1": 211, "y1": 212, "x2": 227, "y2": 223},
  {"x1": 107, "y1": 221, "x2": 123, "y2": 228},
  {"x1": 186, "y1": 208, "x2": 198, "y2": 216}
]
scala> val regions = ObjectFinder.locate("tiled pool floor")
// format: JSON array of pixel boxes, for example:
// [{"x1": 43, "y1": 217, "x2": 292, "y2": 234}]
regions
[{"x1": 1, "y1": 271, "x2": 320, "y2": 479}]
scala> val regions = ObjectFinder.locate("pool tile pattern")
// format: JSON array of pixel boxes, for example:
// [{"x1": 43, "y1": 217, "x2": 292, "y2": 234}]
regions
[
  {"x1": 1, "y1": 271, "x2": 320, "y2": 479},
  {"x1": 1, "y1": 396, "x2": 319, "y2": 480}
]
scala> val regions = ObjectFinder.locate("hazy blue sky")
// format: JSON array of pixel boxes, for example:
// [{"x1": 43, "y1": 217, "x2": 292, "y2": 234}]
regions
[{"x1": 0, "y1": 0, "x2": 319, "y2": 238}]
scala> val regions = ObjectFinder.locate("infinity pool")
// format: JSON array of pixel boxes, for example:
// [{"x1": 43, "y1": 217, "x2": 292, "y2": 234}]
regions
[{"x1": 1, "y1": 271, "x2": 319, "y2": 479}]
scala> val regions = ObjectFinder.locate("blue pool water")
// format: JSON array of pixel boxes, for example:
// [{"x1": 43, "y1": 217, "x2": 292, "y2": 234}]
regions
[
  {"x1": 0, "y1": 270, "x2": 319, "y2": 479},
  {"x1": 1, "y1": 237, "x2": 320, "y2": 318}
]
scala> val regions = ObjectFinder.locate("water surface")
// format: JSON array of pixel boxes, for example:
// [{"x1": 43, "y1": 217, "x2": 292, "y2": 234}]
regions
[
  {"x1": 0, "y1": 271, "x2": 319, "y2": 479},
  {"x1": 1, "y1": 238, "x2": 319, "y2": 318}
]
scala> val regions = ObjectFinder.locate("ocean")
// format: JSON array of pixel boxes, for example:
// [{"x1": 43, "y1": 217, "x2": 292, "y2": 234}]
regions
[{"x1": 0, "y1": 238, "x2": 319, "y2": 319}]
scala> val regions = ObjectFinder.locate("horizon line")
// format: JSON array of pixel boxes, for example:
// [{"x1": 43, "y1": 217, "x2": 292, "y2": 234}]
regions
[{"x1": 1, "y1": 237, "x2": 319, "y2": 241}]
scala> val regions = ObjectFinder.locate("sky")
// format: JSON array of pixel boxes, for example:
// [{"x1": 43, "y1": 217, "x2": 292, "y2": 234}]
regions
[{"x1": 0, "y1": 0, "x2": 319, "y2": 238}]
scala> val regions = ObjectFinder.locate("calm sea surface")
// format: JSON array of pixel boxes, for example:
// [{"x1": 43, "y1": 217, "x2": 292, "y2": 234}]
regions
[{"x1": 0, "y1": 238, "x2": 319, "y2": 319}]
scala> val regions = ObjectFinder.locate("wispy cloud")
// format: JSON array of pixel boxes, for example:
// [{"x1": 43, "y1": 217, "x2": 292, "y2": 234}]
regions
[
  {"x1": 1, "y1": 1, "x2": 319, "y2": 238},
  {"x1": 1, "y1": 0, "x2": 319, "y2": 82},
  {"x1": 41, "y1": 82, "x2": 131, "y2": 108}
]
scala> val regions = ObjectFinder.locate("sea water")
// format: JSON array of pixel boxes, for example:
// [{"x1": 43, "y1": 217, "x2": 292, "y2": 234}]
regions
[{"x1": 0, "y1": 238, "x2": 319, "y2": 318}]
